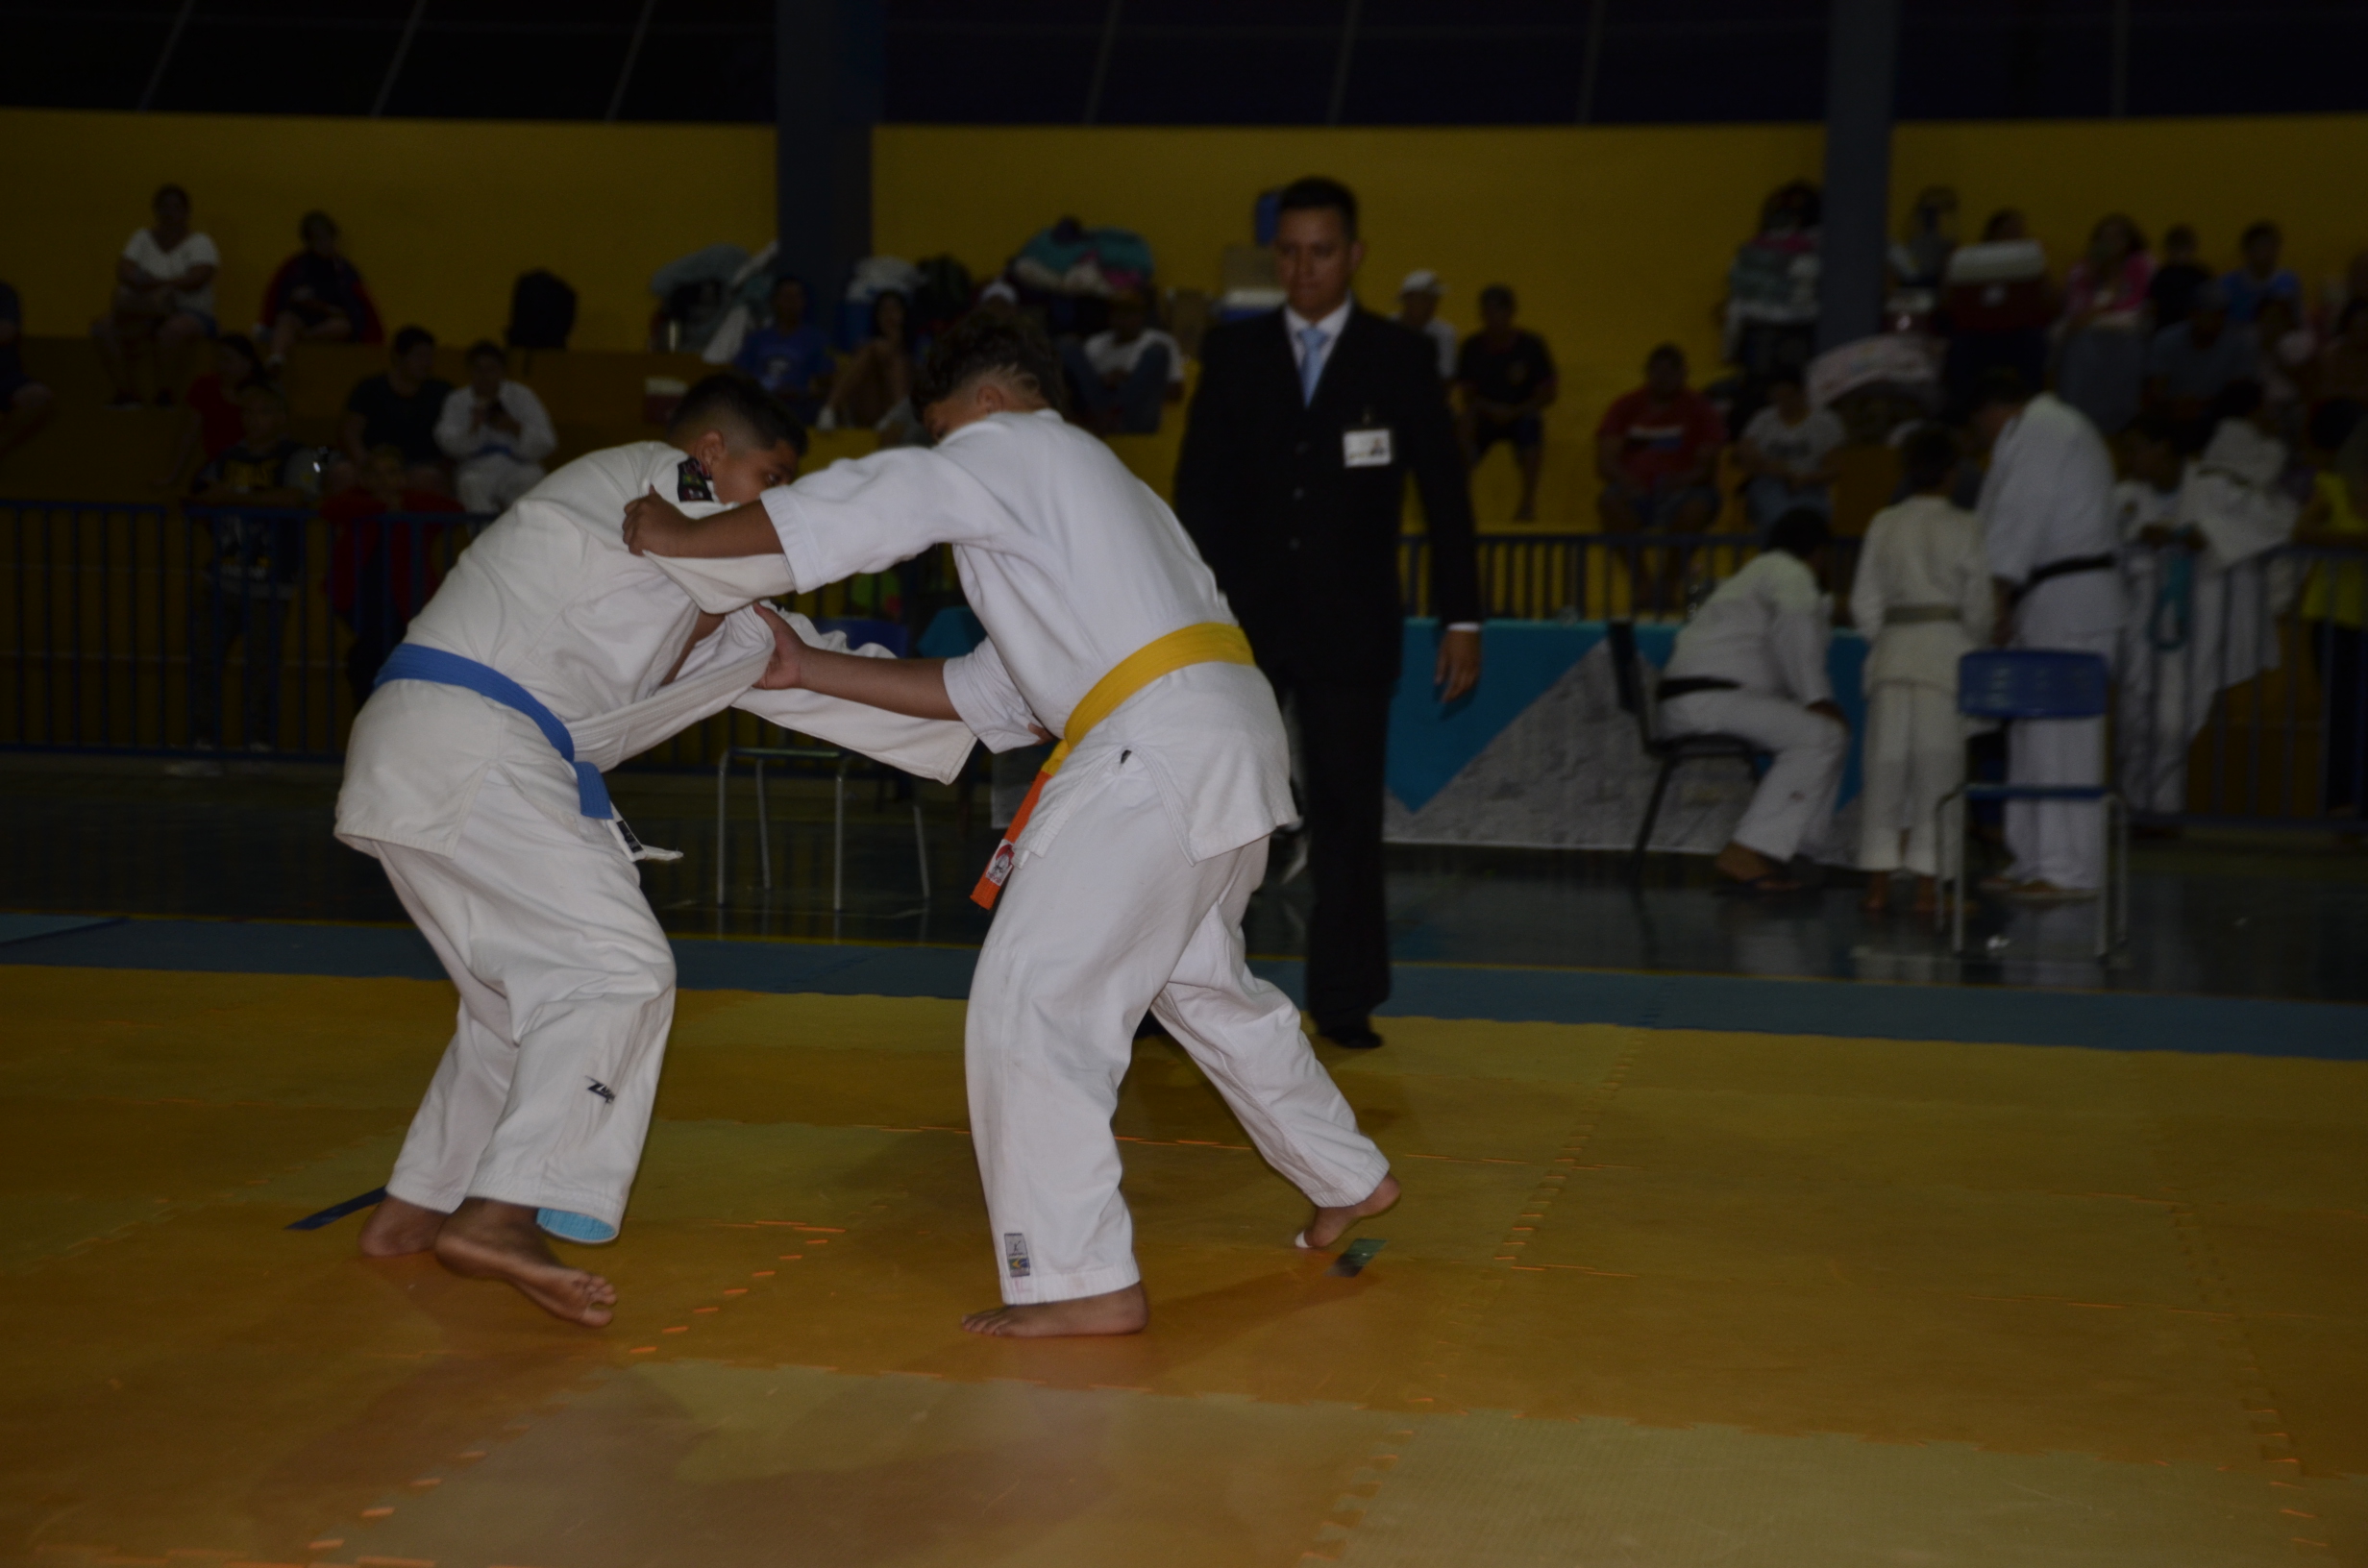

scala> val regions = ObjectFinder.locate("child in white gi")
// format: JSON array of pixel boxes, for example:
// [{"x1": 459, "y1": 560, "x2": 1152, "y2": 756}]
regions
[
  {"x1": 622, "y1": 315, "x2": 1398, "y2": 1337},
  {"x1": 341, "y1": 376, "x2": 975, "y2": 1325},
  {"x1": 1852, "y1": 427, "x2": 1992, "y2": 913}
]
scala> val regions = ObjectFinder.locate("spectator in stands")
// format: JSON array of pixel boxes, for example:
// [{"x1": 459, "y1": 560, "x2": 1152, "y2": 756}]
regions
[
  {"x1": 2055, "y1": 213, "x2": 2154, "y2": 438},
  {"x1": 261, "y1": 211, "x2": 373, "y2": 368},
  {"x1": 732, "y1": 274, "x2": 833, "y2": 425},
  {"x1": 1890, "y1": 186, "x2": 1959, "y2": 289},
  {"x1": 1396, "y1": 270, "x2": 1456, "y2": 380},
  {"x1": 2221, "y1": 221, "x2": 2300, "y2": 326},
  {"x1": 1061, "y1": 287, "x2": 1183, "y2": 436},
  {"x1": 1457, "y1": 285, "x2": 1559, "y2": 522},
  {"x1": 434, "y1": 340, "x2": 556, "y2": 514},
  {"x1": 337, "y1": 326, "x2": 452, "y2": 494},
  {"x1": 1597, "y1": 345, "x2": 1724, "y2": 612},
  {"x1": 1735, "y1": 365, "x2": 1844, "y2": 538},
  {"x1": 91, "y1": 184, "x2": 218, "y2": 409},
  {"x1": 157, "y1": 331, "x2": 261, "y2": 491},
  {"x1": 825, "y1": 288, "x2": 915, "y2": 433},
  {"x1": 186, "y1": 380, "x2": 319, "y2": 753},
  {"x1": 1658, "y1": 507, "x2": 1848, "y2": 894},
  {"x1": 2298, "y1": 405, "x2": 2368, "y2": 816},
  {"x1": 2254, "y1": 294, "x2": 2317, "y2": 435},
  {"x1": 322, "y1": 444, "x2": 465, "y2": 708},
  {"x1": 2148, "y1": 224, "x2": 2211, "y2": 332},
  {"x1": 0, "y1": 279, "x2": 56, "y2": 463},
  {"x1": 1939, "y1": 208, "x2": 2054, "y2": 418},
  {"x1": 2146, "y1": 282, "x2": 2256, "y2": 447},
  {"x1": 2316, "y1": 300, "x2": 2368, "y2": 413}
]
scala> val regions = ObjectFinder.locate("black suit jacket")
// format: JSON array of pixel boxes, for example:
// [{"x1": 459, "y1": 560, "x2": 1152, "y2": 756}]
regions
[{"x1": 1173, "y1": 306, "x2": 1481, "y2": 685}]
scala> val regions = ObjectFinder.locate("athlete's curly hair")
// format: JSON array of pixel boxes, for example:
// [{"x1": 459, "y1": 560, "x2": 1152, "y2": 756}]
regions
[{"x1": 913, "y1": 309, "x2": 1067, "y2": 415}]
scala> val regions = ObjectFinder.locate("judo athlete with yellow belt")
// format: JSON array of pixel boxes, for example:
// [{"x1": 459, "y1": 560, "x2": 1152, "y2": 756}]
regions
[
  {"x1": 338, "y1": 376, "x2": 977, "y2": 1324},
  {"x1": 624, "y1": 315, "x2": 1398, "y2": 1337}
]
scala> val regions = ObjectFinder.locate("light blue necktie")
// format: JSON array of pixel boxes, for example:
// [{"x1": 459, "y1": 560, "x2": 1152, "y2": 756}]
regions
[{"x1": 1298, "y1": 324, "x2": 1330, "y2": 405}]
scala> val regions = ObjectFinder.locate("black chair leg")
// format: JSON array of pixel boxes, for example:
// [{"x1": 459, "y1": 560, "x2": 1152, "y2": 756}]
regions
[{"x1": 1633, "y1": 755, "x2": 1679, "y2": 877}]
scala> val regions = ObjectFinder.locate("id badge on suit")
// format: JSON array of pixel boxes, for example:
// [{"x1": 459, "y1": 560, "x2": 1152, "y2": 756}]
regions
[{"x1": 1343, "y1": 428, "x2": 1394, "y2": 468}]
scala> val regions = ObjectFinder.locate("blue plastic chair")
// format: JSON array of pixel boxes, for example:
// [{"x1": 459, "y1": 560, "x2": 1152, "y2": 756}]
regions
[{"x1": 1937, "y1": 649, "x2": 2128, "y2": 957}]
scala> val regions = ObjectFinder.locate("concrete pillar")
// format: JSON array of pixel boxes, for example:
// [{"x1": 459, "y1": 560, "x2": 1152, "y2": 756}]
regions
[
  {"x1": 1816, "y1": 0, "x2": 1899, "y2": 353},
  {"x1": 776, "y1": 0, "x2": 885, "y2": 314}
]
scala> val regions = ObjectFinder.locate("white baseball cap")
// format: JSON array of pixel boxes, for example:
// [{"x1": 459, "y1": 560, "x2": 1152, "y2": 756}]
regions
[{"x1": 1400, "y1": 269, "x2": 1443, "y2": 296}]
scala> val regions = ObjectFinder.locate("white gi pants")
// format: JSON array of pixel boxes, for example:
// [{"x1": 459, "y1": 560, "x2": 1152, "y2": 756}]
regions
[
  {"x1": 370, "y1": 768, "x2": 674, "y2": 1239},
  {"x1": 968, "y1": 749, "x2": 1390, "y2": 1305},
  {"x1": 2006, "y1": 625, "x2": 2118, "y2": 891},
  {"x1": 1858, "y1": 682, "x2": 1964, "y2": 876},
  {"x1": 1661, "y1": 690, "x2": 1849, "y2": 864},
  {"x1": 456, "y1": 454, "x2": 548, "y2": 515}
]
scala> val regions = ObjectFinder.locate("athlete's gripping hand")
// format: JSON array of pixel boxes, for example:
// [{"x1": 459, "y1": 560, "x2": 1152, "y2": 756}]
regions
[
  {"x1": 623, "y1": 488, "x2": 696, "y2": 556},
  {"x1": 752, "y1": 604, "x2": 807, "y2": 692}
]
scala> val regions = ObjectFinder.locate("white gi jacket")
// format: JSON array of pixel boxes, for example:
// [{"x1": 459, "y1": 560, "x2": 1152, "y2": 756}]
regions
[
  {"x1": 337, "y1": 440, "x2": 975, "y2": 857},
  {"x1": 1663, "y1": 551, "x2": 1834, "y2": 704},
  {"x1": 1850, "y1": 495, "x2": 1991, "y2": 694},
  {"x1": 434, "y1": 380, "x2": 558, "y2": 467},
  {"x1": 659, "y1": 409, "x2": 1295, "y2": 866},
  {"x1": 1978, "y1": 393, "x2": 2123, "y2": 647}
]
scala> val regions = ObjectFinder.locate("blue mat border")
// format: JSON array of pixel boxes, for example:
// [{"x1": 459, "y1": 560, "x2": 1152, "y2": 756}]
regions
[{"x1": 2, "y1": 916, "x2": 2359, "y2": 1061}]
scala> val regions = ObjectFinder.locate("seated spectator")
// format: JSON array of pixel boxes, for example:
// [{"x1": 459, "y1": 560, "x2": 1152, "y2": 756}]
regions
[
  {"x1": 1396, "y1": 270, "x2": 1456, "y2": 380},
  {"x1": 2298, "y1": 405, "x2": 2368, "y2": 816},
  {"x1": 322, "y1": 444, "x2": 465, "y2": 708},
  {"x1": 261, "y1": 211, "x2": 376, "y2": 367},
  {"x1": 1938, "y1": 208, "x2": 2055, "y2": 414},
  {"x1": 91, "y1": 184, "x2": 218, "y2": 409},
  {"x1": 157, "y1": 331, "x2": 262, "y2": 491},
  {"x1": 2221, "y1": 221, "x2": 2300, "y2": 326},
  {"x1": 2254, "y1": 294, "x2": 2317, "y2": 434},
  {"x1": 337, "y1": 326, "x2": 453, "y2": 494},
  {"x1": 1060, "y1": 287, "x2": 1183, "y2": 436},
  {"x1": 825, "y1": 288, "x2": 915, "y2": 433},
  {"x1": 2316, "y1": 300, "x2": 2368, "y2": 413},
  {"x1": 2148, "y1": 224, "x2": 2210, "y2": 331},
  {"x1": 1457, "y1": 285, "x2": 1559, "y2": 522},
  {"x1": 0, "y1": 278, "x2": 56, "y2": 463},
  {"x1": 1854, "y1": 427, "x2": 1990, "y2": 914},
  {"x1": 1735, "y1": 365, "x2": 1844, "y2": 537},
  {"x1": 1597, "y1": 342, "x2": 1723, "y2": 535},
  {"x1": 433, "y1": 340, "x2": 556, "y2": 514},
  {"x1": 186, "y1": 380, "x2": 318, "y2": 752},
  {"x1": 1657, "y1": 507, "x2": 1848, "y2": 894},
  {"x1": 2145, "y1": 282, "x2": 2255, "y2": 446},
  {"x1": 732, "y1": 273, "x2": 833, "y2": 424},
  {"x1": 1889, "y1": 186, "x2": 1959, "y2": 290},
  {"x1": 2055, "y1": 213, "x2": 2154, "y2": 437}
]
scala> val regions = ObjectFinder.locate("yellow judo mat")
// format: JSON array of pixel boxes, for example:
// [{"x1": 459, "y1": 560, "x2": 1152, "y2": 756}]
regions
[{"x1": 3, "y1": 965, "x2": 2364, "y2": 1567}]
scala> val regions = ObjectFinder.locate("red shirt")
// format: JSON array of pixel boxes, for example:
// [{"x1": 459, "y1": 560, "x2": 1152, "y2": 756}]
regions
[
  {"x1": 321, "y1": 487, "x2": 464, "y2": 617},
  {"x1": 186, "y1": 374, "x2": 246, "y2": 459},
  {"x1": 1596, "y1": 388, "x2": 1726, "y2": 487}
]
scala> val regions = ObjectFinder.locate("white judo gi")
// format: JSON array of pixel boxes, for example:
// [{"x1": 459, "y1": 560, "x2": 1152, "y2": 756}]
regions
[
  {"x1": 1979, "y1": 394, "x2": 2123, "y2": 891},
  {"x1": 435, "y1": 380, "x2": 558, "y2": 515},
  {"x1": 662, "y1": 408, "x2": 1391, "y2": 1304},
  {"x1": 1851, "y1": 495, "x2": 1991, "y2": 875},
  {"x1": 2116, "y1": 423, "x2": 2297, "y2": 814},
  {"x1": 1658, "y1": 551, "x2": 1846, "y2": 864},
  {"x1": 337, "y1": 441, "x2": 974, "y2": 1240}
]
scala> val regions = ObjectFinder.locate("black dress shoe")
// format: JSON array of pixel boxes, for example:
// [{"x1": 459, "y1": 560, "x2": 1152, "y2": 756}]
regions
[{"x1": 1316, "y1": 1018, "x2": 1384, "y2": 1050}]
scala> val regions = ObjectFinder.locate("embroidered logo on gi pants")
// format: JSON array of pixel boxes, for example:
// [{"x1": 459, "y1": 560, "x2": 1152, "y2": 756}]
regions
[{"x1": 1003, "y1": 1232, "x2": 1031, "y2": 1279}]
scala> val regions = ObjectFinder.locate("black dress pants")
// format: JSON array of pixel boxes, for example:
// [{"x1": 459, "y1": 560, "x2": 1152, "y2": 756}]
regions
[{"x1": 1266, "y1": 668, "x2": 1394, "y2": 1030}]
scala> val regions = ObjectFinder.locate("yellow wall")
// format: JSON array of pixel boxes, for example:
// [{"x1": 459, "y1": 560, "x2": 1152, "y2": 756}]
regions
[
  {"x1": 0, "y1": 109, "x2": 774, "y2": 353},
  {"x1": 8, "y1": 108, "x2": 2368, "y2": 521}
]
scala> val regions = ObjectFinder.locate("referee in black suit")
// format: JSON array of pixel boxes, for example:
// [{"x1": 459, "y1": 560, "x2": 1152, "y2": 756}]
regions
[{"x1": 1174, "y1": 176, "x2": 1483, "y2": 1050}]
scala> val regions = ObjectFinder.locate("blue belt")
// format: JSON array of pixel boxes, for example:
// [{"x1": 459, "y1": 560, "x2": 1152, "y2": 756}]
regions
[{"x1": 376, "y1": 643, "x2": 612, "y2": 820}]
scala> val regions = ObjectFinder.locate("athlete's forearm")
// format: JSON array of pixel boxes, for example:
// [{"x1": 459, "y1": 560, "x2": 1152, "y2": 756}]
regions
[
  {"x1": 623, "y1": 493, "x2": 784, "y2": 560},
  {"x1": 795, "y1": 646, "x2": 960, "y2": 721}
]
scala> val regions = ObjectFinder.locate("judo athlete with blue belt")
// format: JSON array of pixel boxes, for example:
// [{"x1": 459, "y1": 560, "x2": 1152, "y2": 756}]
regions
[{"x1": 334, "y1": 376, "x2": 976, "y2": 1323}]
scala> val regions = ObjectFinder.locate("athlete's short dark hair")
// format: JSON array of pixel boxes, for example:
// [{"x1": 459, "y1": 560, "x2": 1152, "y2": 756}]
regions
[
  {"x1": 669, "y1": 372, "x2": 807, "y2": 454},
  {"x1": 913, "y1": 310, "x2": 1066, "y2": 415},
  {"x1": 1901, "y1": 427, "x2": 1960, "y2": 493},
  {"x1": 1767, "y1": 507, "x2": 1830, "y2": 561}
]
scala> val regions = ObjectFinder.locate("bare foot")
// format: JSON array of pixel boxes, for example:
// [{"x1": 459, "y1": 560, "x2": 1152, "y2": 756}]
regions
[
  {"x1": 358, "y1": 1193, "x2": 449, "y2": 1257},
  {"x1": 1298, "y1": 1173, "x2": 1401, "y2": 1252},
  {"x1": 960, "y1": 1283, "x2": 1147, "y2": 1338},
  {"x1": 432, "y1": 1198, "x2": 617, "y2": 1327},
  {"x1": 1714, "y1": 842, "x2": 1772, "y2": 883}
]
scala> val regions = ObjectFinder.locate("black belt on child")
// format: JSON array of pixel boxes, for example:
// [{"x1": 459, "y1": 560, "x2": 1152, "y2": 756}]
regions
[{"x1": 2013, "y1": 553, "x2": 2116, "y2": 604}]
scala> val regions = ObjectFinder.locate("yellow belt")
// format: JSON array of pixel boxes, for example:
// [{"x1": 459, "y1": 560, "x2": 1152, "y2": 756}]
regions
[{"x1": 970, "y1": 622, "x2": 1256, "y2": 909}]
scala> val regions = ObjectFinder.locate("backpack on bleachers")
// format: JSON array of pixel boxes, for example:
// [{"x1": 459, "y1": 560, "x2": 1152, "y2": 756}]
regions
[{"x1": 507, "y1": 269, "x2": 579, "y2": 351}]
